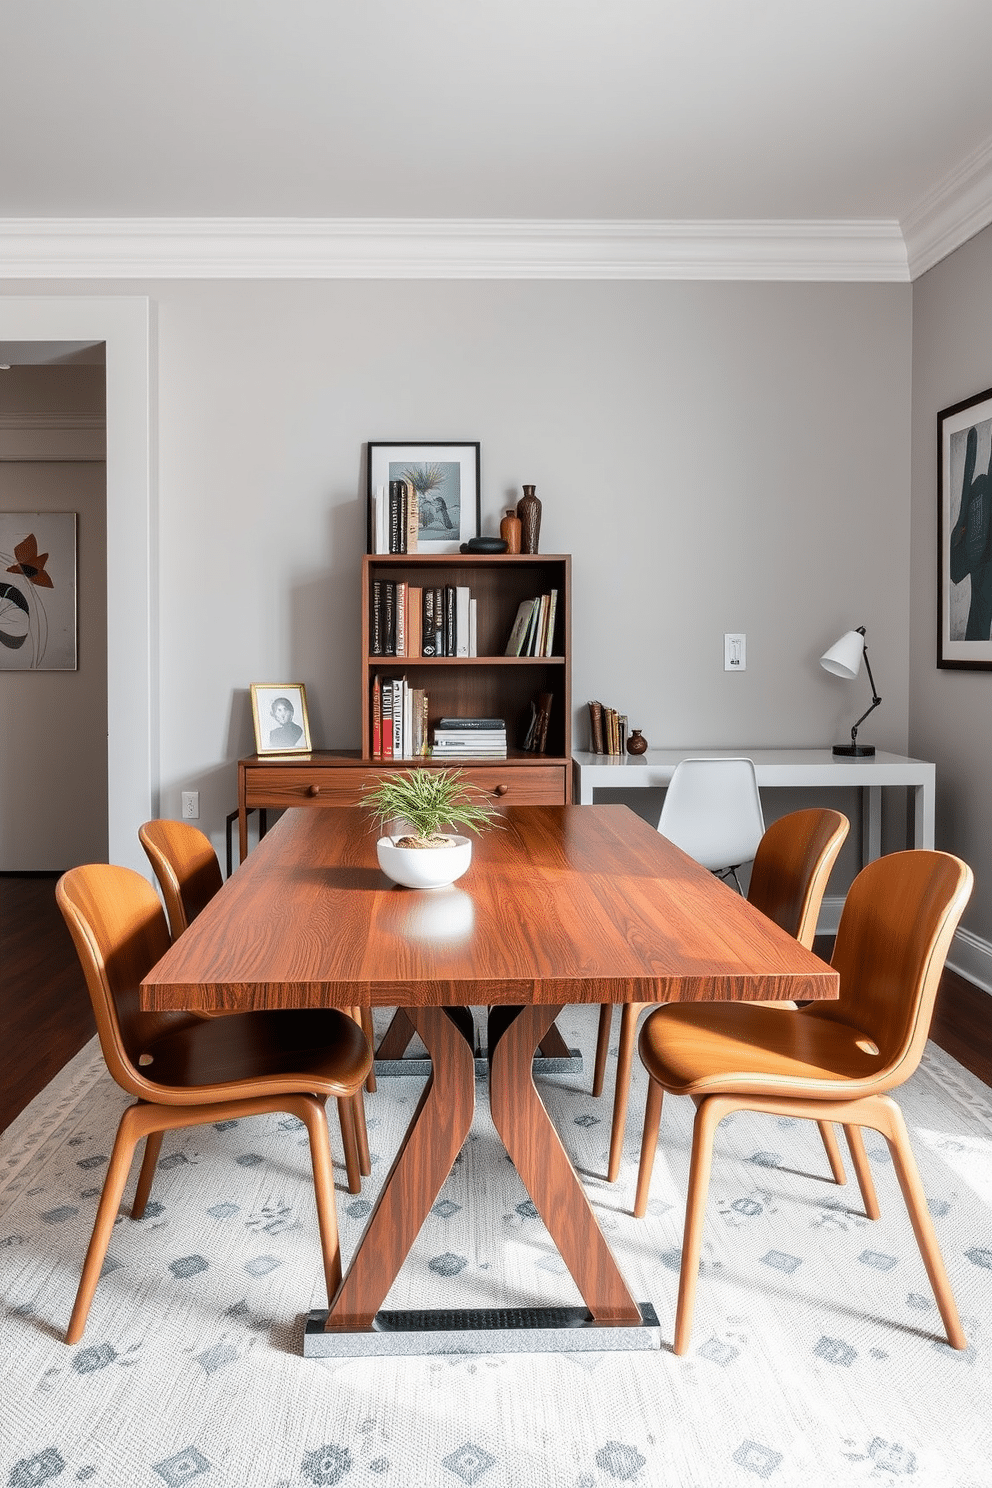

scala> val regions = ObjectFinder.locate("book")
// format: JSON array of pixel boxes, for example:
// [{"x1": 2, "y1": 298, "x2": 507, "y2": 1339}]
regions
[
  {"x1": 388, "y1": 481, "x2": 405, "y2": 554},
  {"x1": 455, "y1": 586, "x2": 470, "y2": 658},
  {"x1": 404, "y1": 483, "x2": 418, "y2": 553},
  {"x1": 392, "y1": 677, "x2": 405, "y2": 758},
  {"x1": 587, "y1": 700, "x2": 605, "y2": 754},
  {"x1": 505, "y1": 598, "x2": 537, "y2": 656},
  {"x1": 371, "y1": 675, "x2": 382, "y2": 757},
  {"x1": 432, "y1": 585, "x2": 444, "y2": 657},
  {"x1": 437, "y1": 717, "x2": 506, "y2": 730},
  {"x1": 395, "y1": 581, "x2": 407, "y2": 657},
  {"x1": 444, "y1": 585, "x2": 456, "y2": 657},
  {"x1": 469, "y1": 597, "x2": 477, "y2": 657},
  {"x1": 530, "y1": 594, "x2": 549, "y2": 656},
  {"x1": 407, "y1": 586, "x2": 422, "y2": 658},
  {"x1": 383, "y1": 580, "x2": 396, "y2": 656},
  {"x1": 542, "y1": 589, "x2": 557, "y2": 656},
  {"x1": 371, "y1": 579, "x2": 384, "y2": 657},
  {"x1": 410, "y1": 687, "x2": 429, "y2": 757},
  {"x1": 422, "y1": 587, "x2": 437, "y2": 657},
  {"x1": 381, "y1": 680, "x2": 394, "y2": 759}
]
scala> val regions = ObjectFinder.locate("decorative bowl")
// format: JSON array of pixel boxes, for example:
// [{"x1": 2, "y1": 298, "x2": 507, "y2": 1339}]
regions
[
  {"x1": 460, "y1": 537, "x2": 508, "y2": 554},
  {"x1": 376, "y1": 835, "x2": 473, "y2": 889}
]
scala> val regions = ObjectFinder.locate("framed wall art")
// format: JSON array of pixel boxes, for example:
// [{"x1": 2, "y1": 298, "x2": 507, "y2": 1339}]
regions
[
  {"x1": 367, "y1": 442, "x2": 481, "y2": 554},
  {"x1": 0, "y1": 512, "x2": 77, "y2": 670},
  {"x1": 938, "y1": 386, "x2": 992, "y2": 668},
  {"x1": 250, "y1": 683, "x2": 312, "y2": 755}
]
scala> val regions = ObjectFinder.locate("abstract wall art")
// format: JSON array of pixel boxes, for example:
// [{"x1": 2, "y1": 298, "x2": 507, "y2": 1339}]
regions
[{"x1": 0, "y1": 512, "x2": 78, "y2": 670}]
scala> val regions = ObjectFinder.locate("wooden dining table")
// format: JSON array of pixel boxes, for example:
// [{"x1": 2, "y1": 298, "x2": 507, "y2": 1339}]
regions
[{"x1": 140, "y1": 803, "x2": 839, "y2": 1356}]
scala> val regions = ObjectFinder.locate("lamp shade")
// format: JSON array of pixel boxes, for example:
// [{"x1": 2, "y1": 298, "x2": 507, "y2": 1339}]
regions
[{"x1": 820, "y1": 629, "x2": 865, "y2": 680}]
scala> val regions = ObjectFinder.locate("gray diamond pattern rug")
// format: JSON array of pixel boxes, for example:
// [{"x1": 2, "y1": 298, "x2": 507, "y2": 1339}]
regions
[{"x1": 2, "y1": 1006, "x2": 991, "y2": 1486}]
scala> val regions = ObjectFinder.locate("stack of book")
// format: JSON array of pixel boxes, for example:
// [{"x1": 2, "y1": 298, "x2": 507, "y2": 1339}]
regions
[
  {"x1": 586, "y1": 700, "x2": 627, "y2": 755},
  {"x1": 431, "y1": 717, "x2": 507, "y2": 760},
  {"x1": 521, "y1": 693, "x2": 554, "y2": 754},
  {"x1": 371, "y1": 677, "x2": 430, "y2": 760},
  {"x1": 503, "y1": 590, "x2": 558, "y2": 657},
  {"x1": 371, "y1": 581, "x2": 477, "y2": 658},
  {"x1": 370, "y1": 480, "x2": 419, "y2": 555}
]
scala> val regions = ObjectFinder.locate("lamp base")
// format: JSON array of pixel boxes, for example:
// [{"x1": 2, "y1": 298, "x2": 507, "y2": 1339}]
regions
[{"x1": 832, "y1": 743, "x2": 875, "y2": 757}]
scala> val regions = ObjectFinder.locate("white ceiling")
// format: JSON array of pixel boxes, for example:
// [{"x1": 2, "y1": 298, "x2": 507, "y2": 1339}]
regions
[{"x1": 3, "y1": 0, "x2": 992, "y2": 278}]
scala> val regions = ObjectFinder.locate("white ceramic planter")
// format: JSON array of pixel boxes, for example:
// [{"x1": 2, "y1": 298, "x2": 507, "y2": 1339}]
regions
[{"x1": 376, "y1": 834, "x2": 473, "y2": 890}]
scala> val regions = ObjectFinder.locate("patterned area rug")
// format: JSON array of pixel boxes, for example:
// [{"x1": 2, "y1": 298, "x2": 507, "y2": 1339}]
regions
[{"x1": 2, "y1": 1006, "x2": 992, "y2": 1488}]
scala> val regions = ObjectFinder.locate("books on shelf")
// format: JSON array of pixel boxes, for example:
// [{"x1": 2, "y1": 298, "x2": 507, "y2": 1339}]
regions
[
  {"x1": 432, "y1": 715, "x2": 507, "y2": 759},
  {"x1": 371, "y1": 677, "x2": 430, "y2": 760},
  {"x1": 503, "y1": 590, "x2": 558, "y2": 657},
  {"x1": 369, "y1": 481, "x2": 421, "y2": 556},
  {"x1": 521, "y1": 692, "x2": 554, "y2": 754},
  {"x1": 372, "y1": 580, "x2": 478, "y2": 658},
  {"x1": 586, "y1": 700, "x2": 627, "y2": 755}
]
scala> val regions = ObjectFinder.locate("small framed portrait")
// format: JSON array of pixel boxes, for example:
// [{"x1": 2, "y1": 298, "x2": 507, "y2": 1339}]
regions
[
  {"x1": 250, "y1": 683, "x2": 312, "y2": 755},
  {"x1": 367, "y1": 441, "x2": 481, "y2": 554},
  {"x1": 938, "y1": 386, "x2": 992, "y2": 668}
]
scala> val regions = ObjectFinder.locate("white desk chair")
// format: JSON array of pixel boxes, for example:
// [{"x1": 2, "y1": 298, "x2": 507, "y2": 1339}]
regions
[{"x1": 658, "y1": 755, "x2": 765, "y2": 892}]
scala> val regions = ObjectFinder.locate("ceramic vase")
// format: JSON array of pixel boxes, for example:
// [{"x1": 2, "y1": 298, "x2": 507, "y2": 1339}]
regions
[
  {"x1": 516, "y1": 485, "x2": 542, "y2": 554},
  {"x1": 626, "y1": 729, "x2": 648, "y2": 756},
  {"x1": 500, "y1": 508, "x2": 522, "y2": 554}
]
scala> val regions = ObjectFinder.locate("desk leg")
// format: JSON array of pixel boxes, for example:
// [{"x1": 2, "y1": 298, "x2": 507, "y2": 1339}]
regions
[
  {"x1": 489, "y1": 1005, "x2": 641, "y2": 1323},
  {"x1": 322, "y1": 1006, "x2": 476, "y2": 1330},
  {"x1": 863, "y1": 786, "x2": 881, "y2": 864}
]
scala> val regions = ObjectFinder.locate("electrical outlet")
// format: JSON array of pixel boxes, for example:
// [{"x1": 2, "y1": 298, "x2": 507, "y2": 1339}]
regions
[
  {"x1": 724, "y1": 633, "x2": 746, "y2": 671},
  {"x1": 181, "y1": 790, "x2": 199, "y2": 820}
]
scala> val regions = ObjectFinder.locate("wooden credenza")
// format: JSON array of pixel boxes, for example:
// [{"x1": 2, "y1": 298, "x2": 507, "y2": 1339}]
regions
[{"x1": 238, "y1": 751, "x2": 571, "y2": 863}]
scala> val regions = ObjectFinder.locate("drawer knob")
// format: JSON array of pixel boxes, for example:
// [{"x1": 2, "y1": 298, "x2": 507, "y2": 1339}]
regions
[
  {"x1": 307, "y1": 784, "x2": 321, "y2": 797},
  {"x1": 494, "y1": 783, "x2": 509, "y2": 797}
]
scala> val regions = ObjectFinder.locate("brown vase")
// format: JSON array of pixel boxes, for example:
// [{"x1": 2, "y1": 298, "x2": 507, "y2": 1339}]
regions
[
  {"x1": 516, "y1": 485, "x2": 542, "y2": 554},
  {"x1": 500, "y1": 508, "x2": 522, "y2": 554},
  {"x1": 626, "y1": 729, "x2": 648, "y2": 755}
]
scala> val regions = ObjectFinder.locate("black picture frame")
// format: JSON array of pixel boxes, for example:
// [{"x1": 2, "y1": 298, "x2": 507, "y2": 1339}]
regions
[
  {"x1": 938, "y1": 386, "x2": 992, "y2": 669},
  {"x1": 367, "y1": 442, "x2": 481, "y2": 554}
]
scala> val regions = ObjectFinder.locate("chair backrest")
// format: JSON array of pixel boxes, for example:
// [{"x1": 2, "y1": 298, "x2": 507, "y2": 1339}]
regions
[
  {"x1": 658, "y1": 757, "x2": 765, "y2": 871},
  {"x1": 139, "y1": 819, "x2": 223, "y2": 939},
  {"x1": 808, "y1": 849, "x2": 973, "y2": 1090},
  {"x1": 56, "y1": 863, "x2": 198, "y2": 1100},
  {"x1": 746, "y1": 808, "x2": 849, "y2": 949}
]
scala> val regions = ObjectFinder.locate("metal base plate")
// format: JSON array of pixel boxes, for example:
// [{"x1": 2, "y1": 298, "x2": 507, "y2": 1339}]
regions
[
  {"x1": 373, "y1": 1049, "x2": 584, "y2": 1079},
  {"x1": 304, "y1": 1302, "x2": 660, "y2": 1357}
]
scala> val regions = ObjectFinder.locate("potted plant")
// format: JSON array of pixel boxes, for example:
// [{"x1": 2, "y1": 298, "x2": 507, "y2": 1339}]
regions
[{"x1": 364, "y1": 768, "x2": 499, "y2": 888}]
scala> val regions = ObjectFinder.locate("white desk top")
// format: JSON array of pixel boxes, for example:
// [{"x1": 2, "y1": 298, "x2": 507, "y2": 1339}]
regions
[{"x1": 571, "y1": 748, "x2": 933, "y2": 787}]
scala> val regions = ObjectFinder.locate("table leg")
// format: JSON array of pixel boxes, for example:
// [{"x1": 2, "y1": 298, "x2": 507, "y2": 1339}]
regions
[
  {"x1": 322, "y1": 1006, "x2": 476, "y2": 1330},
  {"x1": 488, "y1": 1004, "x2": 641, "y2": 1323}
]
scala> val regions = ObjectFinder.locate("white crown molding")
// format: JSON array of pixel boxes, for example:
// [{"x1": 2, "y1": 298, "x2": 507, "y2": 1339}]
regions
[
  {"x1": 0, "y1": 412, "x2": 106, "y2": 460},
  {"x1": 902, "y1": 135, "x2": 992, "y2": 280},
  {"x1": 0, "y1": 217, "x2": 909, "y2": 282}
]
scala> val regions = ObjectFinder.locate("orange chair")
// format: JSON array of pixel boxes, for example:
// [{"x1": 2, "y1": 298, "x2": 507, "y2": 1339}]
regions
[
  {"x1": 596, "y1": 808, "x2": 850, "y2": 1182},
  {"x1": 56, "y1": 863, "x2": 373, "y2": 1345},
  {"x1": 634, "y1": 849, "x2": 973, "y2": 1355},
  {"x1": 140, "y1": 818, "x2": 373, "y2": 1184}
]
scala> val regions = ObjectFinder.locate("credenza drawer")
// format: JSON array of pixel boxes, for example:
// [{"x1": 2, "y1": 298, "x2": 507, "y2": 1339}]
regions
[
  {"x1": 455, "y1": 765, "x2": 566, "y2": 806},
  {"x1": 244, "y1": 761, "x2": 568, "y2": 812}
]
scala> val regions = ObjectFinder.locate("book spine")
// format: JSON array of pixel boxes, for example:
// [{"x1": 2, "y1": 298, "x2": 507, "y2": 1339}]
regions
[
  {"x1": 536, "y1": 692, "x2": 553, "y2": 754},
  {"x1": 543, "y1": 589, "x2": 557, "y2": 656},
  {"x1": 469, "y1": 596, "x2": 477, "y2": 657},
  {"x1": 588, "y1": 700, "x2": 604, "y2": 754},
  {"x1": 393, "y1": 678, "x2": 404, "y2": 758},
  {"x1": 405, "y1": 482, "x2": 418, "y2": 552},
  {"x1": 455, "y1": 586, "x2": 470, "y2": 658},
  {"x1": 371, "y1": 579, "x2": 383, "y2": 656},
  {"x1": 408, "y1": 586, "x2": 422, "y2": 658},
  {"x1": 395, "y1": 581, "x2": 407, "y2": 658},
  {"x1": 444, "y1": 585, "x2": 456, "y2": 657},
  {"x1": 422, "y1": 587, "x2": 437, "y2": 656},
  {"x1": 388, "y1": 481, "x2": 405, "y2": 554},
  {"x1": 384, "y1": 580, "x2": 396, "y2": 656},
  {"x1": 375, "y1": 485, "x2": 387, "y2": 554},
  {"x1": 382, "y1": 681, "x2": 394, "y2": 759},
  {"x1": 434, "y1": 586, "x2": 444, "y2": 657},
  {"x1": 371, "y1": 675, "x2": 382, "y2": 758}
]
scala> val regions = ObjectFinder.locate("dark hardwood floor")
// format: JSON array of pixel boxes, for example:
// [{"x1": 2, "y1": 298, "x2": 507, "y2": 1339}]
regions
[{"x1": 1, "y1": 878, "x2": 990, "y2": 1135}]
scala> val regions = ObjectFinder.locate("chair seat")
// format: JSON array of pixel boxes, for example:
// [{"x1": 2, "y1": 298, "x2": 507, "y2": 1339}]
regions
[
  {"x1": 138, "y1": 1007, "x2": 372, "y2": 1100},
  {"x1": 638, "y1": 1001, "x2": 885, "y2": 1099}
]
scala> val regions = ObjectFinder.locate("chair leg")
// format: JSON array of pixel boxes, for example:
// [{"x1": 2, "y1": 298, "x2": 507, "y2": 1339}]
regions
[
  {"x1": 633, "y1": 1079, "x2": 664, "y2": 1217},
  {"x1": 869, "y1": 1095, "x2": 966, "y2": 1350},
  {"x1": 673, "y1": 1095, "x2": 733, "y2": 1356},
  {"x1": 351, "y1": 1089, "x2": 371, "y2": 1176},
  {"x1": 131, "y1": 1130, "x2": 165, "y2": 1219},
  {"x1": 293, "y1": 1094, "x2": 342, "y2": 1306},
  {"x1": 817, "y1": 1121, "x2": 847, "y2": 1186},
  {"x1": 337, "y1": 1095, "x2": 362, "y2": 1195},
  {"x1": 592, "y1": 1005, "x2": 612, "y2": 1098},
  {"x1": 360, "y1": 1006, "x2": 376, "y2": 1093},
  {"x1": 842, "y1": 1124, "x2": 880, "y2": 1220},
  {"x1": 67, "y1": 1104, "x2": 146, "y2": 1344},
  {"x1": 607, "y1": 1001, "x2": 651, "y2": 1182}
]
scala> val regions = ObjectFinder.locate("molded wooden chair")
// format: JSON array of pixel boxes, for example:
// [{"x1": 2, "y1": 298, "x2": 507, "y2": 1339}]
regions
[
  {"x1": 596, "y1": 807, "x2": 850, "y2": 1182},
  {"x1": 139, "y1": 818, "x2": 372, "y2": 1187},
  {"x1": 633, "y1": 848, "x2": 973, "y2": 1355},
  {"x1": 56, "y1": 863, "x2": 373, "y2": 1345}
]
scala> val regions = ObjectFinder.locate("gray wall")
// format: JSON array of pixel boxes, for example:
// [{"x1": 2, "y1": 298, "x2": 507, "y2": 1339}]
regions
[{"x1": 911, "y1": 222, "x2": 992, "y2": 942}]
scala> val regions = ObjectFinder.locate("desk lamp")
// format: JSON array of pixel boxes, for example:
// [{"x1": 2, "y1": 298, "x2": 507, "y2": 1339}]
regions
[{"x1": 820, "y1": 625, "x2": 881, "y2": 757}]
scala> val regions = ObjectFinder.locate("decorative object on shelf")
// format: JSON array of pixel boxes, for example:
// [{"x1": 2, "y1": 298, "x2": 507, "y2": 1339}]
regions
[
  {"x1": 250, "y1": 682, "x2": 312, "y2": 756},
  {"x1": 626, "y1": 729, "x2": 648, "y2": 755},
  {"x1": 937, "y1": 385, "x2": 992, "y2": 668},
  {"x1": 0, "y1": 512, "x2": 77, "y2": 670},
  {"x1": 363, "y1": 768, "x2": 499, "y2": 888},
  {"x1": 516, "y1": 484, "x2": 542, "y2": 554},
  {"x1": 367, "y1": 442, "x2": 481, "y2": 555},
  {"x1": 460, "y1": 536, "x2": 507, "y2": 554},
  {"x1": 500, "y1": 508, "x2": 522, "y2": 554},
  {"x1": 820, "y1": 626, "x2": 881, "y2": 757}
]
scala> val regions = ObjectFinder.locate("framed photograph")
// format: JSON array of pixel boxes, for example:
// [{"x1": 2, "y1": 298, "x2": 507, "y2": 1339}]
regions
[
  {"x1": 0, "y1": 512, "x2": 77, "y2": 670},
  {"x1": 250, "y1": 683, "x2": 312, "y2": 755},
  {"x1": 938, "y1": 386, "x2": 992, "y2": 668},
  {"x1": 367, "y1": 442, "x2": 480, "y2": 554}
]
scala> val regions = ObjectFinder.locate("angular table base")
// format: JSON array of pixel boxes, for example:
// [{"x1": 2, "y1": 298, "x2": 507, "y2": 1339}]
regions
[
  {"x1": 304, "y1": 1303, "x2": 661, "y2": 1357},
  {"x1": 373, "y1": 1050, "x2": 583, "y2": 1079}
]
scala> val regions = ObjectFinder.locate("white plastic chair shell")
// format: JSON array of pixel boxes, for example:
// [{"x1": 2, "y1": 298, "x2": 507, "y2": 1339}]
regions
[{"x1": 658, "y1": 757, "x2": 765, "y2": 875}]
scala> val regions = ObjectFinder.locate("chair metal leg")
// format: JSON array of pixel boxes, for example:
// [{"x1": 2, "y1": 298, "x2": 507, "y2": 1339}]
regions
[
  {"x1": 592, "y1": 1005, "x2": 612, "y2": 1098},
  {"x1": 633, "y1": 1079, "x2": 664, "y2": 1218}
]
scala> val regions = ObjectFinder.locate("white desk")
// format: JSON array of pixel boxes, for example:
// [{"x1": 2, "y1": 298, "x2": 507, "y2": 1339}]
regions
[{"x1": 571, "y1": 748, "x2": 935, "y2": 865}]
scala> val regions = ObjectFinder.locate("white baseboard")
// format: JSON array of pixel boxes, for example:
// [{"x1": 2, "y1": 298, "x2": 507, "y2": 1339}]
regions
[{"x1": 819, "y1": 896, "x2": 992, "y2": 998}]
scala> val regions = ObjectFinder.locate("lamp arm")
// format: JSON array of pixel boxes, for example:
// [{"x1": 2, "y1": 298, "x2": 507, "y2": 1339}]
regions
[{"x1": 849, "y1": 631, "x2": 881, "y2": 743}]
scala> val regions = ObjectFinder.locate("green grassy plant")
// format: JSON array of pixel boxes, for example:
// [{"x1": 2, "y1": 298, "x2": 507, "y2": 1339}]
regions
[{"x1": 363, "y1": 768, "x2": 499, "y2": 846}]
